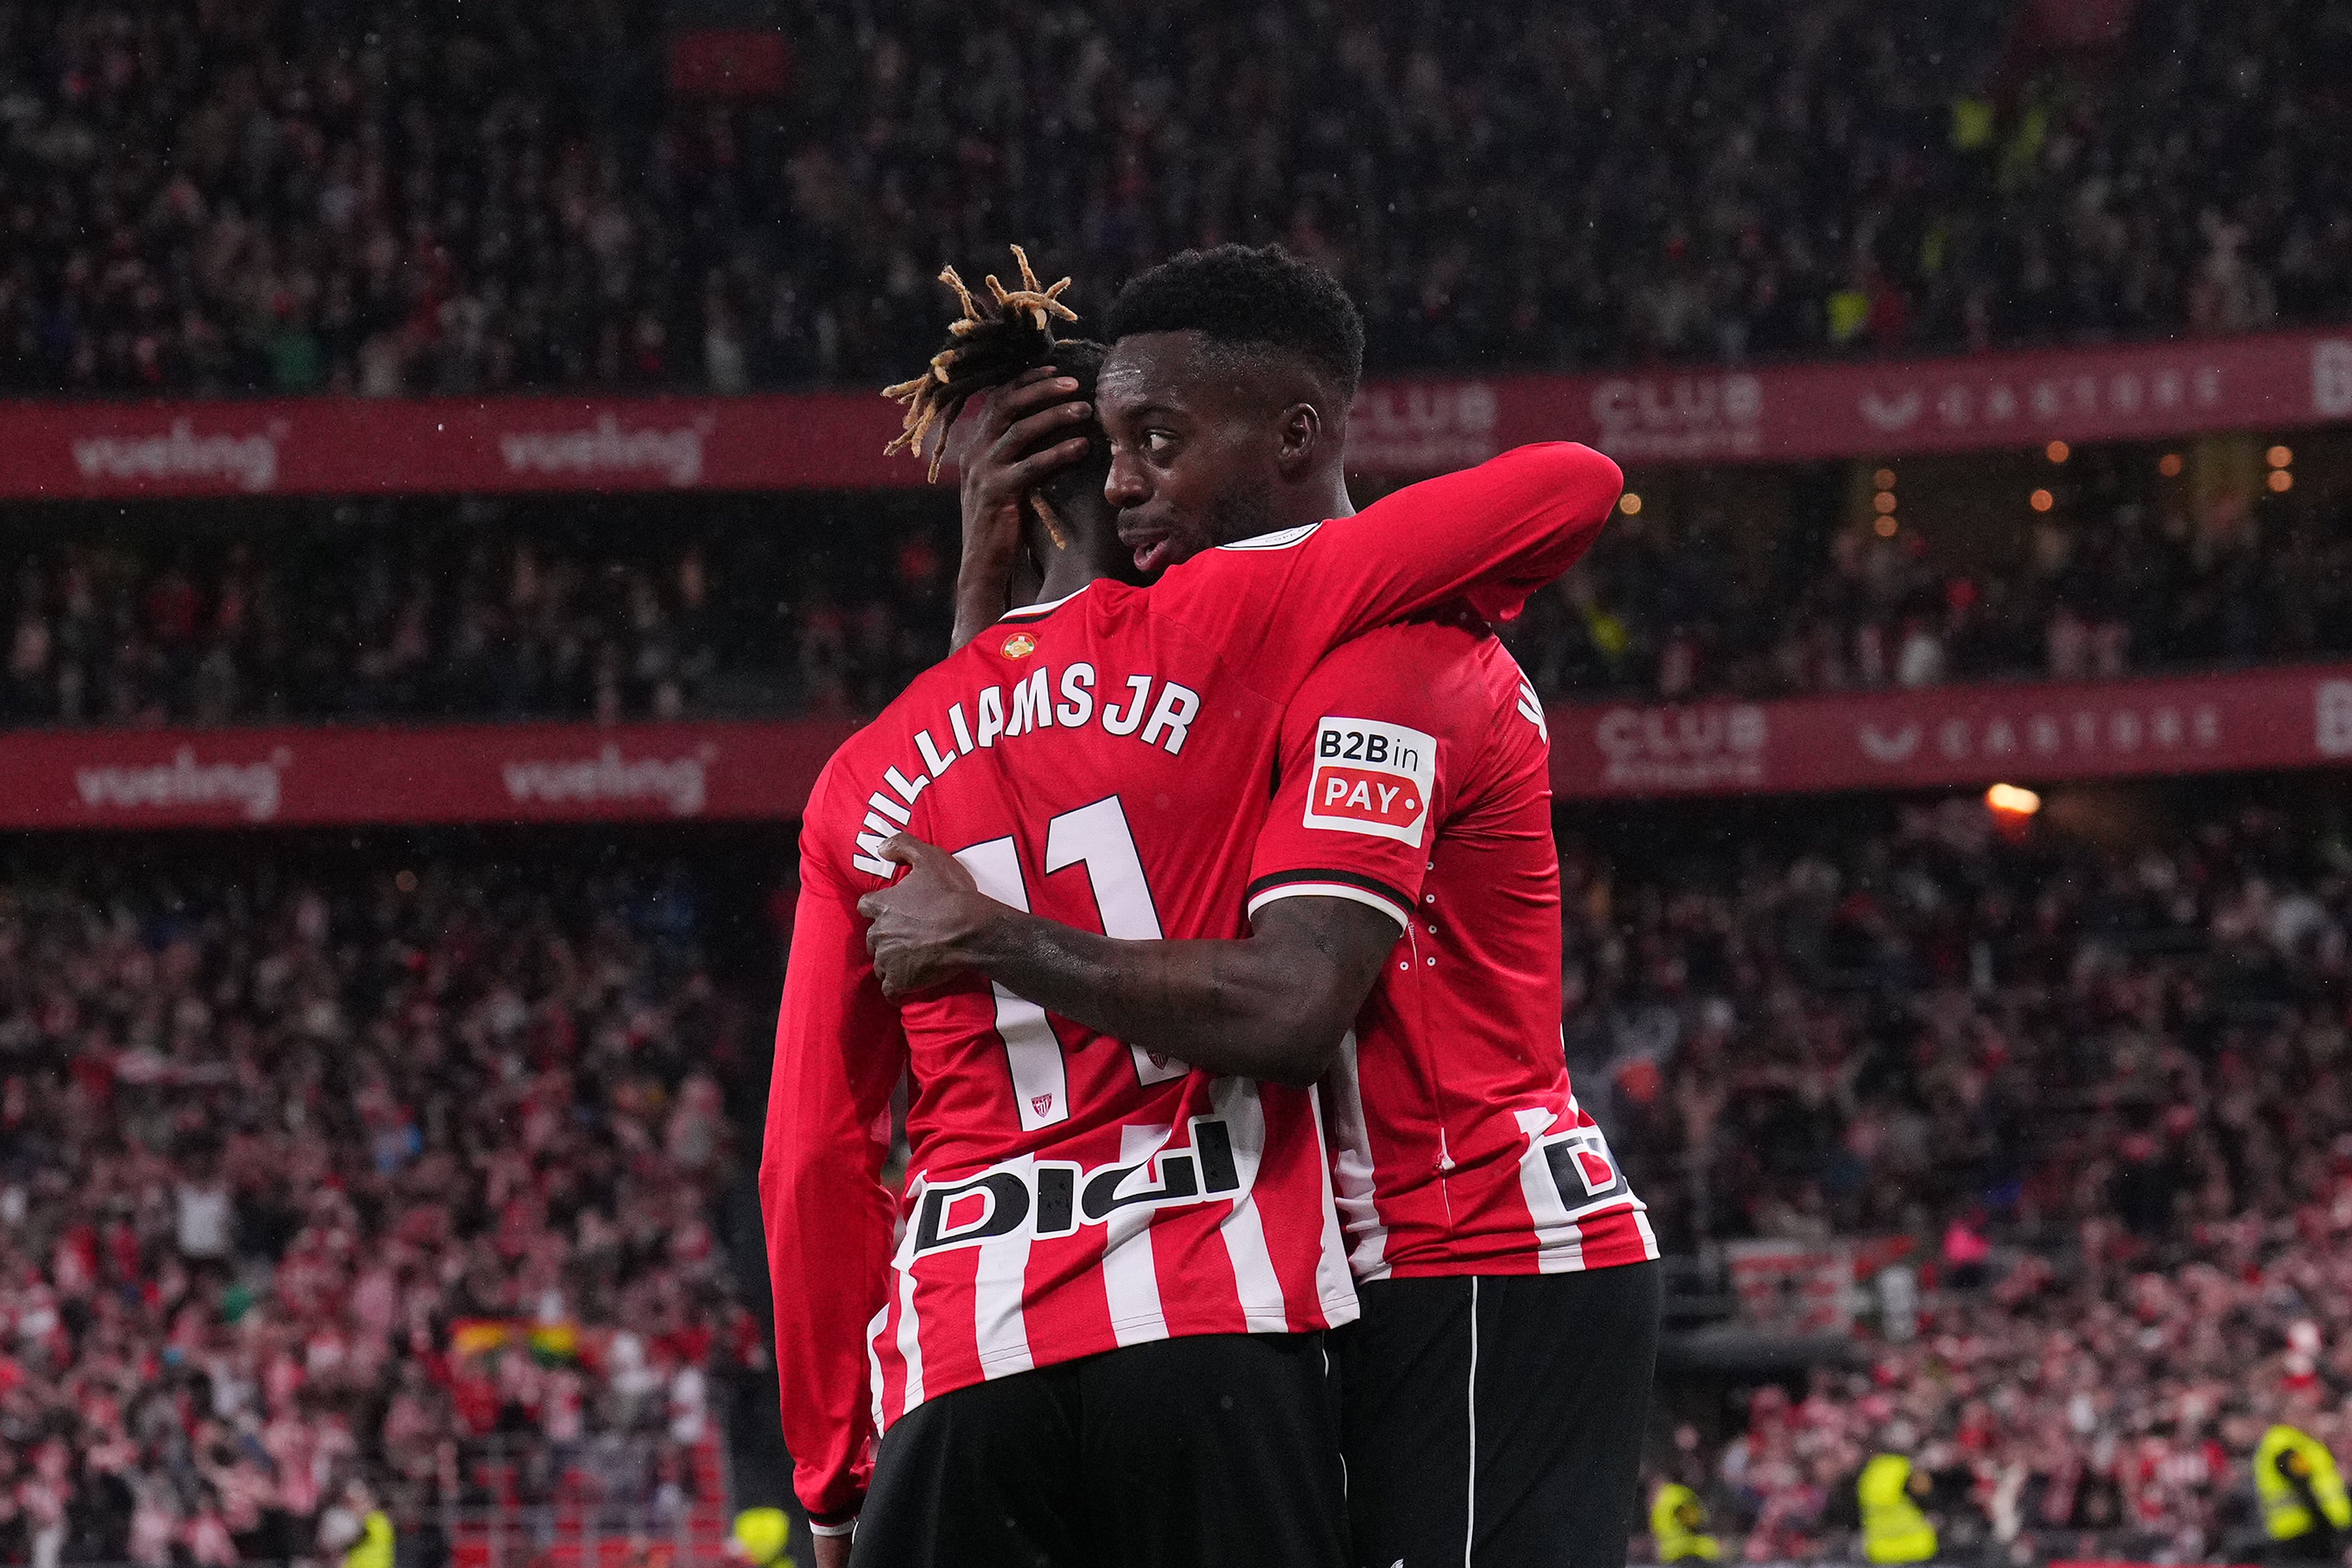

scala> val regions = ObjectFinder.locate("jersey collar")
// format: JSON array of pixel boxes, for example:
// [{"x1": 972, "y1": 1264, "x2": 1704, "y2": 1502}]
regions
[{"x1": 998, "y1": 584, "x2": 1095, "y2": 622}]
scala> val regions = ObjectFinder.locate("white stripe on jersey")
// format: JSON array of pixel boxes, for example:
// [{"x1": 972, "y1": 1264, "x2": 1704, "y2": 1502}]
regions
[
  {"x1": 892, "y1": 1202, "x2": 928, "y2": 1408},
  {"x1": 864, "y1": 1298, "x2": 890, "y2": 1435},
  {"x1": 1510, "y1": 1106, "x2": 1588, "y2": 1274},
  {"x1": 1323, "y1": 1031, "x2": 1393, "y2": 1281},
  {"x1": 954, "y1": 837, "x2": 1070, "y2": 1130},
  {"x1": 1306, "y1": 1082, "x2": 1359, "y2": 1314},
  {"x1": 1045, "y1": 797, "x2": 1188, "y2": 1089},
  {"x1": 973, "y1": 1154, "x2": 1035, "y2": 1377},
  {"x1": 1101, "y1": 1123, "x2": 1175, "y2": 1345},
  {"x1": 1209, "y1": 1078, "x2": 1290, "y2": 1332}
]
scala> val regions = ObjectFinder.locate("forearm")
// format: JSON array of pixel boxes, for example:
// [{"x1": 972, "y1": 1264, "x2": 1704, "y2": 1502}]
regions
[{"x1": 965, "y1": 910, "x2": 1342, "y2": 1084}]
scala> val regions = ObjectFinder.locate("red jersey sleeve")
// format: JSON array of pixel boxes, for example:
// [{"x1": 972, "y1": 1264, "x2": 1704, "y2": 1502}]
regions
[
  {"x1": 758, "y1": 774, "x2": 907, "y2": 1528},
  {"x1": 1149, "y1": 442, "x2": 1620, "y2": 700},
  {"x1": 1243, "y1": 621, "x2": 1483, "y2": 932}
]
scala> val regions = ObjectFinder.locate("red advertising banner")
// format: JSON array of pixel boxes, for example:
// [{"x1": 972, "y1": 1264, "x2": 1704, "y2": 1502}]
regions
[
  {"x1": 0, "y1": 327, "x2": 2344, "y2": 500},
  {"x1": 0, "y1": 719, "x2": 858, "y2": 831},
  {"x1": 1355, "y1": 325, "x2": 2352, "y2": 471},
  {"x1": 1547, "y1": 664, "x2": 2352, "y2": 801},
  {"x1": 0, "y1": 665, "x2": 2345, "y2": 832}
]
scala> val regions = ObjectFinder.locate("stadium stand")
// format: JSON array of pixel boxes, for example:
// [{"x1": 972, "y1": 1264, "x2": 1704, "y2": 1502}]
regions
[
  {"x1": 3, "y1": 445, "x2": 2344, "y2": 728},
  {"x1": 0, "y1": 842, "x2": 770, "y2": 1564},
  {"x1": 3, "y1": 1, "x2": 2350, "y2": 1563},
  {"x1": 1582, "y1": 795, "x2": 2352, "y2": 1562},
  {"x1": 4, "y1": 496, "x2": 956, "y2": 728},
  {"x1": 1, "y1": 0, "x2": 2348, "y2": 395}
]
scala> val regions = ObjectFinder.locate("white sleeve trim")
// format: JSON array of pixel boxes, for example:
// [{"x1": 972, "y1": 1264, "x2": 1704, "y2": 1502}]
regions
[
  {"x1": 1246, "y1": 881, "x2": 1410, "y2": 933},
  {"x1": 808, "y1": 1518, "x2": 857, "y2": 1538}
]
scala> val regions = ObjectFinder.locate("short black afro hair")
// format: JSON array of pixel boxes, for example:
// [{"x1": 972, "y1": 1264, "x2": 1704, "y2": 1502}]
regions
[{"x1": 1104, "y1": 244, "x2": 1365, "y2": 400}]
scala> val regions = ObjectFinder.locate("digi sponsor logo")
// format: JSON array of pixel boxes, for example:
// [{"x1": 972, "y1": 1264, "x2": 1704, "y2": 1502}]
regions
[
  {"x1": 1539, "y1": 1125, "x2": 1631, "y2": 1217},
  {"x1": 1304, "y1": 717, "x2": 1437, "y2": 847},
  {"x1": 909, "y1": 1117, "x2": 1243, "y2": 1257}
]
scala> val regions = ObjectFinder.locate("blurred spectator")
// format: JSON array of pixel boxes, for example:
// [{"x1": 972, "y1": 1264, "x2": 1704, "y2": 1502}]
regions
[
  {"x1": 0, "y1": 847, "x2": 761, "y2": 1557},
  {"x1": 1573, "y1": 802, "x2": 2350, "y2": 1257},
  {"x1": 0, "y1": 0, "x2": 2349, "y2": 396},
  {"x1": 2, "y1": 469, "x2": 2343, "y2": 731}
]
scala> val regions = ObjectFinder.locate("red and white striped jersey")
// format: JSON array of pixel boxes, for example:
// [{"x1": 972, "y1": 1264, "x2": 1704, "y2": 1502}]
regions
[
  {"x1": 760, "y1": 445, "x2": 1623, "y2": 1525},
  {"x1": 1244, "y1": 611, "x2": 1658, "y2": 1281}
]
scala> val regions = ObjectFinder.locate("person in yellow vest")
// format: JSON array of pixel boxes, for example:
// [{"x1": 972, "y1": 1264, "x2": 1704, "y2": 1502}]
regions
[
  {"x1": 339, "y1": 1482, "x2": 394, "y2": 1568},
  {"x1": 731, "y1": 1506, "x2": 801, "y2": 1568},
  {"x1": 1857, "y1": 1451, "x2": 1937, "y2": 1565},
  {"x1": 1650, "y1": 1477, "x2": 1722, "y2": 1563},
  {"x1": 2256, "y1": 1422, "x2": 2352, "y2": 1562}
]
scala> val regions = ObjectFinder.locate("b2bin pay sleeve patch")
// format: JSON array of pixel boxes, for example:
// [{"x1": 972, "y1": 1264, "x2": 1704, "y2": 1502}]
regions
[{"x1": 1303, "y1": 716, "x2": 1438, "y2": 847}]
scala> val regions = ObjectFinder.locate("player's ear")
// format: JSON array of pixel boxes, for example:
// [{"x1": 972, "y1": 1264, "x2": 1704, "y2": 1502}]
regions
[{"x1": 1272, "y1": 401, "x2": 1322, "y2": 479}]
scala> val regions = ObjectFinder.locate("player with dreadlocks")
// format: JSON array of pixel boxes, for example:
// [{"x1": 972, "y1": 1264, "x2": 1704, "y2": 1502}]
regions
[
  {"x1": 863, "y1": 244, "x2": 1662, "y2": 1568},
  {"x1": 875, "y1": 246, "x2": 1135, "y2": 646},
  {"x1": 762, "y1": 245, "x2": 1623, "y2": 1568}
]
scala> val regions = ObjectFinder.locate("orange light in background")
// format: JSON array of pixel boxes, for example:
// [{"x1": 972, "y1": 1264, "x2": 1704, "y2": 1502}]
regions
[
  {"x1": 1986, "y1": 783, "x2": 2041, "y2": 816},
  {"x1": 1619, "y1": 492, "x2": 1642, "y2": 515},
  {"x1": 2269, "y1": 469, "x2": 2295, "y2": 493},
  {"x1": 2158, "y1": 452, "x2": 2184, "y2": 477},
  {"x1": 1874, "y1": 515, "x2": 1899, "y2": 538},
  {"x1": 2029, "y1": 488, "x2": 2055, "y2": 512},
  {"x1": 2045, "y1": 440, "x2": 2070, "y2": 463},
  {"x1": 1874, "y1": 491, "x2": 1899, "y2": 514},
  {"x1": 2267, "y1": 445, "x2": 2293, "y2": 469},
  {"x1": 1873, "y1": 468, "x2": 1898, "y2": 490}
]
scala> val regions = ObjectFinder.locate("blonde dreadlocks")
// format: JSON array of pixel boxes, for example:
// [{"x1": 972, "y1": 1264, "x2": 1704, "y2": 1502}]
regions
[{"x1": 882, "y1": 244, "x2": 1079, "y2": 486}]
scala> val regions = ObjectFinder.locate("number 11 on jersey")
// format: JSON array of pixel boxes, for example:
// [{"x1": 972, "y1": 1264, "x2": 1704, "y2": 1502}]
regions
[{"x1": 953, "y1": 796, "x2": 1189, "y2": 1130}]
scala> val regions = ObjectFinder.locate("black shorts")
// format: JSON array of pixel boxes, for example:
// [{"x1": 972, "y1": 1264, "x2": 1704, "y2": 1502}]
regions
[
  {"x1": 850, "y1": 1330, "x2": 1348, "y2": 1568},
  {"x1": 1338, "y1": 1261, "x2": 1662, "y2": 1568}
]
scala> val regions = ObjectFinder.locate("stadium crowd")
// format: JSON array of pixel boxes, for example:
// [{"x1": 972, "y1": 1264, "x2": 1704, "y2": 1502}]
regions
[
  {"x1": 0, "y1": 850, "x2": 764, "y2": 1565},
  {"x1": 1, "y1": 0, "x2": 2347, "y2": 396},
  {"x1": 1584, "y1": 800, "x2": 2352, "y2": 1561},
  {"x1": 1580, "y1": 798, "x2": 2346, "y2": 1255},
  {"x1": 2, "y1": 502, "x2": 956, "y2": 729},
  {"x1": 6, "y1": 465, "x2": 2341, "y2": 730},
  {"x1": 1516, "y1": 467, "x2": 2352, "y2": 702},
  {"x1": 1670, "y1": 1252, "x2": 2352, "y2": 1566}
]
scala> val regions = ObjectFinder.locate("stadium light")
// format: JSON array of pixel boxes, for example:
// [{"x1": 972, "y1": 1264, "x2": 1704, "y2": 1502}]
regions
[
  {"x1": 1985, "y1": 783, "x2": 2041, "y2": 816},
  {"x1": 1873, "y1": 468, "x2": 1897, "y2": 490},
  {"x1": 2268, "y1": 469, "x2": 2294, "y2": 493},
  {"x1": 2045, "y1": 440, "x2": 2070, "y2": 463},
  {"x1": 1874, "y1": 515, "x2": 1899, "y2": 537},
  {"x1": 2029, "y1": 488, "x2": 2054, "y2": 512},
  {"x1": 1619, "y1": 492, "x2": 1642, "y2": 515},
  {"x1": 2268, "y1": 445, "x2": 2293, "y2": 469},
  {"x1": 2159, "y1": 452, "x2": 2184, "y2": 477}
]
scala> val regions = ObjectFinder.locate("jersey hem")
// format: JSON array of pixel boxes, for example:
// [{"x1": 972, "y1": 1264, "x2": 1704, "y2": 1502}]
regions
[{"x1": 877, "y1": 1288, "x2": 1361, "y2": 1428}]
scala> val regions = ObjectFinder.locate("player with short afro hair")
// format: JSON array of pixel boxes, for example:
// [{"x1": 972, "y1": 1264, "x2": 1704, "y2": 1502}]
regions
[{"x1": 1104, "y1": 243, "x2": 1366, "y2": 404}]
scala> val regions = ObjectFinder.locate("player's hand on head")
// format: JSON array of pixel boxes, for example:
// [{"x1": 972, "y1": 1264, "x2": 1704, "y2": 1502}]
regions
[
  {"x1": 951, "y1": 366, "x2": 1093, "y2": 627},
  {"x1": 857, "y1": 833, "x2": 1000, "y2": 999}
]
